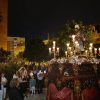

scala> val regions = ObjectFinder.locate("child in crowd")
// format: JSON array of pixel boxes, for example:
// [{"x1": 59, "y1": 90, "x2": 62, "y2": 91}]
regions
[{"x1": 29, "y1": 75, "x2": 36, "y2": 95}]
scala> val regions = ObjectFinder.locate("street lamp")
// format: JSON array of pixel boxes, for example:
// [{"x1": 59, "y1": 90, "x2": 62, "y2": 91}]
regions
[{"x1": 49, "y1": 41, "x2": 59, "y2": 58}]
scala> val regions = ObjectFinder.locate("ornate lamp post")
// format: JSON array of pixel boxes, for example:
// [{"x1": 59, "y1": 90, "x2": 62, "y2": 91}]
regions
[{"x1": 49, "y1": 41, "x2": 59, "y2": 58}]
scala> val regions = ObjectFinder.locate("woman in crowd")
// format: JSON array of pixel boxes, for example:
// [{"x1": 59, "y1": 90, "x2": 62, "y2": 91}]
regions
[
  {"x1": 1, "y1": 73, "x2": 7, "y2": 99},
  {"x1": 0, "y1": 73, "x2": 2, "y2": 100},
  {"x1": 0, "y1": 74, "x2": 1, "y2": 90},
  {"x1": 46, "y1": 62, "x2": 73, "y2": 100},
  {"x1": 8, "y1": 78, "x2": 23, "y2": 100}
]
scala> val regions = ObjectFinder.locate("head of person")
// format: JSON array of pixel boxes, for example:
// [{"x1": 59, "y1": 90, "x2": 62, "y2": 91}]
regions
[
  {"x1": 31, "y1": 75, "x2": 34, "y2": 79},
  {"x1": 48, "y1": 62, "x2": 61, "y2": 84},
  {"x1": 1, "y1": 73, "x2": 5, "y2": 77},
  {"x1": 61, "y1": 63, "x2": 74, "y2": 76}
]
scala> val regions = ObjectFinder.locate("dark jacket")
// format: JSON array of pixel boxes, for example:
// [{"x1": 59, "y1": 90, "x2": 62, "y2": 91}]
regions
[{"x1": 8, "y1": 87, "x2": 23, "y2": 100}]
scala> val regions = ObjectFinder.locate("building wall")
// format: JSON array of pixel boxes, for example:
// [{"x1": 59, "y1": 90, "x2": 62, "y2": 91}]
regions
[
  {"x1": 0, "y1": 0, "x2": 8, "y2": 50},
  {"x1": 7, "y1": 37, "x2": 25, "y2": 56}
]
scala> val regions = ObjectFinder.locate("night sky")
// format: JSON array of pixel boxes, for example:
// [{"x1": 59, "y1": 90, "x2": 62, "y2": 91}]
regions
[{"x1": 8, "y1": 0, "x2": 100, "y2": 37}]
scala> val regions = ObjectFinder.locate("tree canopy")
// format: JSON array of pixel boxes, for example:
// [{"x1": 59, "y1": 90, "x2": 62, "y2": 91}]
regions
[
  {"x1": 0, "y1": 48, "x2": 11, "y2": 62},
  {"x1": 56, "y1": 20, "x2": 94, "y2": 56},
  {"x1": 23, "y1": 37, "x2": 50, "y2": 62}
]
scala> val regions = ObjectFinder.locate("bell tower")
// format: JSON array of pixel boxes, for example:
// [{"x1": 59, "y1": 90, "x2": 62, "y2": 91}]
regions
[{"x1": 0, "y1": 0, "x2": 8, "y2": 50}]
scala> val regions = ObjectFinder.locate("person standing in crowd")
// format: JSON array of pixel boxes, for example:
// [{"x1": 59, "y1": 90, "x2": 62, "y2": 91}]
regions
[
  {"x1": 29, "y1": 75, "x2": 36, "y2": 95},
  {"x1": 13, "y1": 71, "x2": 19, "y2": 79},
  {"x1": 46, "y1": 62, "x2": 73, "y2": 100},
  {"x1": 0, "y1": 73, "x2": 2, "y2": 100},
  {"x1": 37, "y1": 69, "x2": 44, "y2": 94},
  {"x1": 1, "y1": 73, "x2": 7, "y2": 100},
  {"x1": 8, "y1": 79, "x2": 23, "y2": 100}
]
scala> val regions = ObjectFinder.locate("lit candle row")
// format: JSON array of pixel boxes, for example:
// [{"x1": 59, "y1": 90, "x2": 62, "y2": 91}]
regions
[
  {"x1": 49, "y1": 47, "x2": 59, "y2": 53},
  {"x1": 49, "y1": 41, "x2": 59, "y2": 57},
  {"x1": 65, "y1": 50, "x2": 73, "y2": 57},
  {"x1": 94, "y1": 47, "x2": 100, "y2": 54},
  {"x1": 85, "y1": 47, "x2": 100, "y2": 57}
]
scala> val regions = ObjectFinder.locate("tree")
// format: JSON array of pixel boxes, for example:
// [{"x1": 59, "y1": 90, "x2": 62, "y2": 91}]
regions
[
  {"x1": 0, "y1": 48, "x2": 11, "y2": 62},
  {"x1": 57, "y1": 20, "x2": 94, "y2": 56},
  {"x1": 23, "y1": 37, "x2": 50, "y2": 62}
]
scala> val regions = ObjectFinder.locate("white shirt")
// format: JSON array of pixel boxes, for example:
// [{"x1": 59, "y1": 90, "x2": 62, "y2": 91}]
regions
[
  {"x1": 37, "y1": 70, "x2": 43, "y2": 80},
  {"x1": 13, "y1": 74, "x2": 18, "y2": 79},
  {"x1": 1, "y1": 77, "x2": 7, "y2": 85}
]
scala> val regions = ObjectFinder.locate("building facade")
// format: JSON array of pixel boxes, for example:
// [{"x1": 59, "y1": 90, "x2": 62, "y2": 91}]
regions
[
  {"x1": 0, "y1": 0, "x2": 8, "y2": 50},
  {"x1": 7, "y1": 37, "x2": 25, "y2": 56}
]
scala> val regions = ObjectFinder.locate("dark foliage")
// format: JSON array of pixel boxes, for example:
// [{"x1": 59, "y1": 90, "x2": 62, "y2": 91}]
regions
[
  {"x1": 23, "y1": 37, "x2": 50, "y2": 61},
  {"x1": 0, "y1": 48, "x2": 11, "y2": 62}
]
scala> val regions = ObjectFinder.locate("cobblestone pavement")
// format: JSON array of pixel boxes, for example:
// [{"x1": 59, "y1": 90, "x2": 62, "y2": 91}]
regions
[
  {"x1": 24, "y1": 88, "x2": 46, "y2": 100},
  {"x1": 7, "y1": 88, "x2": 47, "y2": 100},
  {"x1": 24, "y1": 93, "x2": 46, "y2": 100}
]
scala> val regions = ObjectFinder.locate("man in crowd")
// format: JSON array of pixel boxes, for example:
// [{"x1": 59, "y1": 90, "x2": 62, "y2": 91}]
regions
[{"x1": 37, "y1": 69, "x2": 44, "y2": 94}]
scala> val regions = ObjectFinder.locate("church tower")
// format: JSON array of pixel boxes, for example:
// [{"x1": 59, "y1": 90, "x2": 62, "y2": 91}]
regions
[{"x1": 0, "y1": 0, "x2": 8, "y2": 50}]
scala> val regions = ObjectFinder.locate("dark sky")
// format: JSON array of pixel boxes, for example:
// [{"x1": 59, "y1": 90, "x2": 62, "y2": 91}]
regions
[{"x1": 8, "y1": 0, "x2": 100, "y2": 37}]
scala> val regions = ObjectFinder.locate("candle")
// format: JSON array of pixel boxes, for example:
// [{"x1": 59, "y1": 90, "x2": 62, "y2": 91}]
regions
[
  {"x1": 89, "y1": 47, "x2": 93, "y2": 57},
  {"x1": 49, "y1": 41, "x2": 60, "y2": 58},
  {"x1": 72, "y1": 35, "x2": 75, "y2": 42},
  {"x1": 89, "y1": 43, "x2": 93, "y2": 47},
  {"x1": 94, "y1": 48, "x2": 97, "y2": 54},
  {"x1": 53, "y1": 46, "x2": 55, "y2": 52},
  {"x1": 89, "y1": 47, "x2": 92, "y2": 52},
  {"x1": 49, "y1": 48, "x2": 51, "y2": 53},
  {"x1": 85, "y1": 50, "x2": 88, "y2": 56},
  {"x1": 66, "y1": 43, "x2": 70, "y2": 47},
  {"x1": 65, "y1": 51, "x2": 67, "y2": 57},
  {"x1": 99, "y1": 48, "x2": 100, "y2": 54},
  {"x1": 57, "y1": 47, "x2": 59, "y2": 53},
  {"x1": 53, "y1": 41, "x2": 56, "y2": 47}
]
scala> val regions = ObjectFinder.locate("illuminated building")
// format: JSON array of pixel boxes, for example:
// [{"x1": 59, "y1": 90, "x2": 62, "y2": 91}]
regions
[
  {"x1": 0, "y1": 0, "x2": 8, "y2": 50},
  {"x1": 92, "y1": 26, "x2": 100, "y2": 44},
  {"x1": 7, "y1": 37, "x2": 25, "y2": 56}
]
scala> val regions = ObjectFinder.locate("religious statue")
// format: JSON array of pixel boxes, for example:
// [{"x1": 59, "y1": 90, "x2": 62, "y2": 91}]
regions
[{"x1": 74, "y1": 24, "x2": 85, "y2": 53}]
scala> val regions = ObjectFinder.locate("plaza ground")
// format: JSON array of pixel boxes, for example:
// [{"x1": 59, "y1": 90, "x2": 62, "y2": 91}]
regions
[{"x1": 7, "y1": 88, "x2": 47, "y2": 100}]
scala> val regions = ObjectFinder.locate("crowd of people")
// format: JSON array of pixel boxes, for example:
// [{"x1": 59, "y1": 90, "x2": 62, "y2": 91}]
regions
[
  {"x1": 0, "y1": 63, "x2": 47, "y2": 100},
  {"x1": 47, "y1": 62, "x2": 100, "y2": 100},
  {"x1": 0, "y1": 60, "x2": 100, "y2": 100}
]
